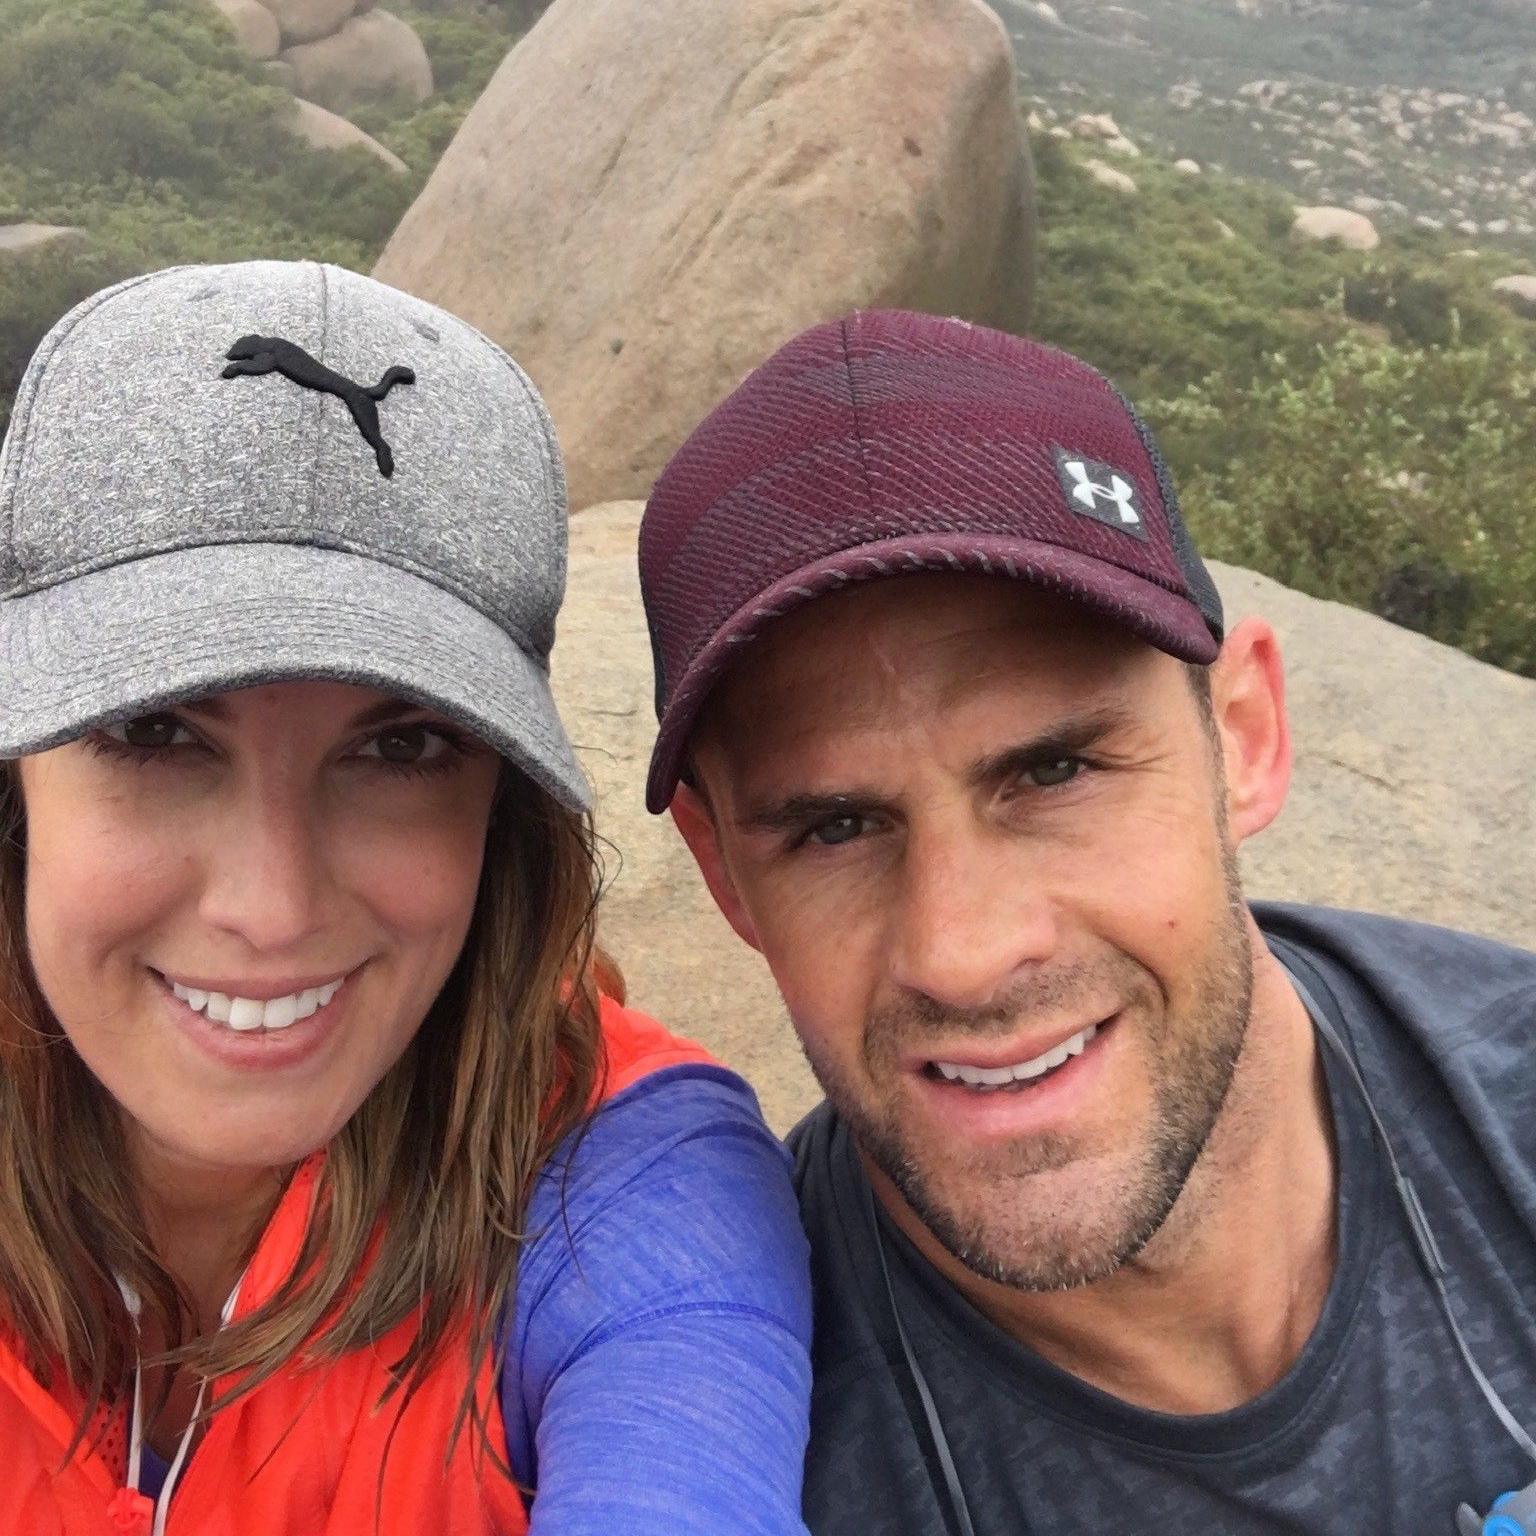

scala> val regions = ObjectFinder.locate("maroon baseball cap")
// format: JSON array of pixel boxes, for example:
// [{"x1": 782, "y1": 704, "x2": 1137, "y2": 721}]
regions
[{"x1": 639, "y1": 309, "x2": 1224, "y2": 813}]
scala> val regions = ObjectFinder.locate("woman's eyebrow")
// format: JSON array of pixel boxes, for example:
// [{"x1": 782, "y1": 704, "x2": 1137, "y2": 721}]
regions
[{"x1": 346, "y1": 698, "x2": 438, "y2": 729}]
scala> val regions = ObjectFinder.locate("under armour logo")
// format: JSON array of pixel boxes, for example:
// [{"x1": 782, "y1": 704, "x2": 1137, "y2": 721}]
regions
[
  {"x1": 1053, "y1": 447, "x2": 1149, "y2": 541},
  {"x1": 221, "y1": 335, "x2": 415, "y2": 478}
]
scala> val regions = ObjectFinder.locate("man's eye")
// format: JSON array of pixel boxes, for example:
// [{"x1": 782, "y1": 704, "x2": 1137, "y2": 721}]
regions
[
  {"x1": 360, "y1": 725, "x2": 450, "y2": 766},
  {"x1": 1025, "y1": 757, "x2": 1082, "y2": 789},
  {"x1": 106, "y1": 714, "x2": 189, "y2": 750},
  {"x1": 807, "y1": 813, "x2": 867, "y2": 847}
]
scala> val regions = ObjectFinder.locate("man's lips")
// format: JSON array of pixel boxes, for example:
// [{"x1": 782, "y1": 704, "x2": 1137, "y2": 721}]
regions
[{"x1": 901, "y1": 1012, "x2": 1121, "y2": 1075}]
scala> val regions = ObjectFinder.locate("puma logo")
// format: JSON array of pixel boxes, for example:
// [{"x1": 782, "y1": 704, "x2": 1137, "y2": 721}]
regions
[{"x1": 222, "y1": 335, "x2": 415, "y2": 478}]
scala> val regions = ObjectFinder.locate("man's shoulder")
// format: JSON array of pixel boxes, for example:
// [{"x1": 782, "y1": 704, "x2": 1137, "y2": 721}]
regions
[
  {"x1": 786, "y1": 1099, "x2": 859, "y2": 1282},
  {"x1": 1256, "y1": 901, "x2": 1536, "y2": 1049},
  {"x1": 786, "y1": 1099, "x2": 837, "y2": 1190},
  {"x1": 785, "y1": 1103, "x2": 902, "y2": 1376}
]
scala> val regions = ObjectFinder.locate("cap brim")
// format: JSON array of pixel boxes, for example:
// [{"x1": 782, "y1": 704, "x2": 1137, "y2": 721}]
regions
[
  {"x1": 0, "y1": 542, "x2": 591, "y2": 812},
  {"x1": 645, "y1": 531, "x2": 1220, "y2": 812}
]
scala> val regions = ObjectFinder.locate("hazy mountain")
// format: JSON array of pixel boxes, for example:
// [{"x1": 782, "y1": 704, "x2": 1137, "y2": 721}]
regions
[{"x1": 996, "y1": 0, "x2": 1536, "y2": 245}]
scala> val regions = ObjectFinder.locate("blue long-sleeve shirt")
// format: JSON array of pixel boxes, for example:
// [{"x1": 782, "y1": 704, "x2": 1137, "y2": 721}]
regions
[
  {"x1": 141, "y1": 1063, "x2": 813, "y2": 1533},
  {"x1": 505, "y1": 1062, "x2": 813, "y2": 1533}
]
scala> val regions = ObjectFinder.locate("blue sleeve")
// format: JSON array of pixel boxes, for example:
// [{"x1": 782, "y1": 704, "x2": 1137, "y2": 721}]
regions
[{"x1": 501, "y1": 1063, "x2": 814, "y2": 1536}]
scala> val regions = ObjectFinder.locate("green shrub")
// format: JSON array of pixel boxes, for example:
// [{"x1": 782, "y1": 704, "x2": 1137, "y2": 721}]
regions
[
  {"x1": 1342, "y1": 262, "x2": 1503, "y2": 348},
  {"x1": 0, "y1": 245, "x2": 136, "y2": 440},
  {"x1": 0, "y1": 0, "x2": 519, "y2": 429},
  {"x1": 1153, "y1": 334, "x2": 1536, "y2": 676}
]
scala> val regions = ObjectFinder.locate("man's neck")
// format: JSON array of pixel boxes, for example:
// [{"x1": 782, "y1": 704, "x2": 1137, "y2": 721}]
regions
[{"x1": 867, "y1": 935, "x2": 1338, "y2": 1416}]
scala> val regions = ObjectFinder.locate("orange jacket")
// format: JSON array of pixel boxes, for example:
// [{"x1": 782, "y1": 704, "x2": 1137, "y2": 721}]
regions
[{"x1": 0, "y1": 999, "x2": 714, "y2": 1536}]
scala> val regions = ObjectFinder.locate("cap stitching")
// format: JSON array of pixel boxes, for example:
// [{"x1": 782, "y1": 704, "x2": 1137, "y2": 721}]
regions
[
  {"x1": 838, "y1": 318, "x2": 881, "y2": 528},
  {"x1": 4, "y1": 534, "x2": 547, "y2": 665}
]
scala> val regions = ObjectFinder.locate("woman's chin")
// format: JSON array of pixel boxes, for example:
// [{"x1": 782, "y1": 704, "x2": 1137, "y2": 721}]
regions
[{"x1": 124, "y1": 1107, "x2": 338, "y2": 1192}]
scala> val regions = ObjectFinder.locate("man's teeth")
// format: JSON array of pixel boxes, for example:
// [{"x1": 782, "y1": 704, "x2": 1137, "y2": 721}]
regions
[
  {"x1": 170, "y1": 978, "x2": 344, "y2": 1032},
  {"x1": 934, "y1": 1024, "x2": 1099, "y2": 1090}
]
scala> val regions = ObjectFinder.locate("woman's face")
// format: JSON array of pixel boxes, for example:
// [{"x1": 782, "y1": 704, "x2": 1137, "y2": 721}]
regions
[{"x1": 17, "y1": 681, "x2": 501, "y2": 1183}]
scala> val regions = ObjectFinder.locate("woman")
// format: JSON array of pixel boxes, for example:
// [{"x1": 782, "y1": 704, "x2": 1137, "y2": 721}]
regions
[{"x1": 0, "y1": 261, "x2": 811, "y2": 1534}]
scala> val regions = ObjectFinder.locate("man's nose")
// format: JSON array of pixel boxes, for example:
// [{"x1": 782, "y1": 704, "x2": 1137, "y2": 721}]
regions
[
  {"x1": 888, "y1": 819, "x2": 1058, "y2": 1013},
  {"x1": 196, "y1": 783, "x2": 328, "y2": 954}
]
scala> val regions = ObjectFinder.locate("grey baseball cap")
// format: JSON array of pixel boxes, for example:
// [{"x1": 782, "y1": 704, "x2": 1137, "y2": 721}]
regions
[{"x1": 0, "y1": 259, "x2": 589, "y2": 810}]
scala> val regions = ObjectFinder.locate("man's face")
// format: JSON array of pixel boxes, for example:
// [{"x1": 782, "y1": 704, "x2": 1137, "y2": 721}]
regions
[{"x1": 683, "y1": 574, "x2": 1258, "y2": 1292}]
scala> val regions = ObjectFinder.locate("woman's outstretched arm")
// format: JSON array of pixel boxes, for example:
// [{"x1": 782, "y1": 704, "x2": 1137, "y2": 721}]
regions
[{"x1": 503, "y1": 1061, "x2": 814, "y2": 1536}]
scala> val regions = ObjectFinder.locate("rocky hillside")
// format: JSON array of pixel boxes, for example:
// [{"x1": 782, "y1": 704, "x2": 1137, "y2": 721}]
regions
[
  {"x1": 997, "y1": 0, "x2": 1536, "y2": 247},
  {"x1": 3, "y1": 0, "x2": 1534, "y2": 684},
  {"x1": 0, "y1": 0, "x2": 538, "y2": 438}
]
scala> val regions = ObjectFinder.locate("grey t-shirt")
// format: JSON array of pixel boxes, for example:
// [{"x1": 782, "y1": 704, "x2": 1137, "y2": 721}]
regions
[{"x1": 789, "y1": 904, "x2": 1536, "y2": 1536}]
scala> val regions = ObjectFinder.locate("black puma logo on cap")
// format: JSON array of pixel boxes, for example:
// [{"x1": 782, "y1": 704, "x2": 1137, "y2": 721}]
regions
[{"x1": 222, "y1": 335, "x2": 415, "y2": 478}]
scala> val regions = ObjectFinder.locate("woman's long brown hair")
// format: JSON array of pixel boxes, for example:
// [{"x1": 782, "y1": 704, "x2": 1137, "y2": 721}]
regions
[{"x1": 0, "y1": 758, "x2": 611, "y2": 1465}]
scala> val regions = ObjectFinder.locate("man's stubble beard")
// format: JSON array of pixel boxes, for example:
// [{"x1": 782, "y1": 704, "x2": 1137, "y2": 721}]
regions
[{"x1": 798, "y1": 845, "x2": 1255, "y2": 1294}]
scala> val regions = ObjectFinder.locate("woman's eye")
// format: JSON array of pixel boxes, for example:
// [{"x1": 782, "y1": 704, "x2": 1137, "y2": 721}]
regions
[
  {"x1": 106, "y1": 714, "x2": 188, "y2": 750},
  {"x1": 361, "y1": 725, "x2": 450, "y2": 766},
  {"x1": 1025, "y1": 757, "x2": 1082, "y2": 789},
  {"x1": 807, "y1": 813, "x2": 868, "y2": 847}
]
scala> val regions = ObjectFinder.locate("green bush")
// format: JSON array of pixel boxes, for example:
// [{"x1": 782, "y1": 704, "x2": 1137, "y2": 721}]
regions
[
  {"x1": 0, "y1": 245, "x2": 136, "y2": 441},
  {"x1": 0, "y1": 0, "x2": 531, "y2": 433},
  {"x1": 1154, "y1": 334, "x2": 1536, "y2": 676},
  {"x1": 1030, "y1": 140, "x2": 1353, "y2": 400},
  {"x1": 1342, "y1": 262, "x2": 1504, "y2": 348}
]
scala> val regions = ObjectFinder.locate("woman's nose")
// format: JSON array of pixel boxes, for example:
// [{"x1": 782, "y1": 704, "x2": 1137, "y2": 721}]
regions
[{"x1": 195, "y1": 785, "x2": 329, "y2": 954}]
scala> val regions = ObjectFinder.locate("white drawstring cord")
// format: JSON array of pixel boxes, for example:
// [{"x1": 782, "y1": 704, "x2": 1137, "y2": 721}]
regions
[{"x1": 119, "y1": 1275, "x2": 244, "y2": 1535}]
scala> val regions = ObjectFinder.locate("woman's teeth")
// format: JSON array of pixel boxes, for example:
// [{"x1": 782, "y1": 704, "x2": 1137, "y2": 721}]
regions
[
  {"x1": 933, "y1": 1023, "x2": 1100, "y2": 1090},
  {"x1": 169, "y1": 978, "x2": 344, "y2": 1032}
]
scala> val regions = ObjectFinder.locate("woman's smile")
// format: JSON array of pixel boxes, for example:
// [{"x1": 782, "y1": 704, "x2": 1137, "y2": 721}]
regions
[
  {"x1": 151, "y1": 964, "x2": 364, "y2": 1072},
  {"x1": 159, "y1": 967, "x2": 354, "y2": 1031}
]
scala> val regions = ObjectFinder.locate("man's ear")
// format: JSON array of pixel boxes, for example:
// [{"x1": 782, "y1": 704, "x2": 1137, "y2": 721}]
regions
[
  {"x1": 669, "y1": 782, "x2": 764, "y2": 953},
  {"x1": 1210, "y1": 615, "x2": 1292, "y2": 846}
]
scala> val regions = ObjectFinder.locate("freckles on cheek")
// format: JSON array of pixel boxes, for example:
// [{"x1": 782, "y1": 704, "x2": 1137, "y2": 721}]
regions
[
  {"x1": 350, "y1": 825, "x2": 487, "y2": 939},
  {"x1": 26, "y1": 814, "x2": 189, "y2": 981}
]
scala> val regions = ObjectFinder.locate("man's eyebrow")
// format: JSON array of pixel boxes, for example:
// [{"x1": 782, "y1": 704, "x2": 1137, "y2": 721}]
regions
[
  {"x1": 738, "y1": 790, "x2": 887, "y2": 834},
  {"x1": 967, "y1": 705, "x2": 1137, "y2": 789},
  {"x1": 735, "y1": 707, "x2": 1139, "y2": 831}
]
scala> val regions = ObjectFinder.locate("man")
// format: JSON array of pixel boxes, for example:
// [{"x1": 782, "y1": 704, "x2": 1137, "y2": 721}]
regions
[{"x1": 635, "y1": 310, "x2": 1536, "y2": 1536}]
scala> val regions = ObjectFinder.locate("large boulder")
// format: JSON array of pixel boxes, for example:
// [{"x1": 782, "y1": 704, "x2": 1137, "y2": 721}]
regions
[
  {"x1": 1292, "y1": 205, "x2": 1381, "y2": 251},
  {"x1": 259, "y1": 0, "x2": 354, "y2": 46},
  {"x1": 289, "y1": 98, "x2": 408, "y2": 174},
  {"x1": 556, "y1": 503, "x2": 813, "y2": 1131},
  {"x1": 0, "y1": 224, "x2": 87, "y2": 264},
  {"x1": 556, "y1": 502, "x2": 1536, "y2": 1132},
  {"x1": 1083, "y1": 159, "x2": 1138, "y2": 194},
  {"x1": 281, "y1": 10, "x2": 433, "y2": 115},
  {"x1": 1070, "y1": 112, "x2": 1126, "y2": 141},
  {"x1": 211, "y1": 0, "x2": 280, "y2": 59},
  {"x1": 1492, "y1": 274, "x2": 1536, "y2": 317},
  {"x1": 374, "y1": 0, "x2": 1035, "y2": 513}
]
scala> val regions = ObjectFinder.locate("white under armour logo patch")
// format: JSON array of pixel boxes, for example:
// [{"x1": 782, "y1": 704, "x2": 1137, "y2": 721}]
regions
[{"x1": 1053, "y1": 447, "x2": 1150, "y2": 541}]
